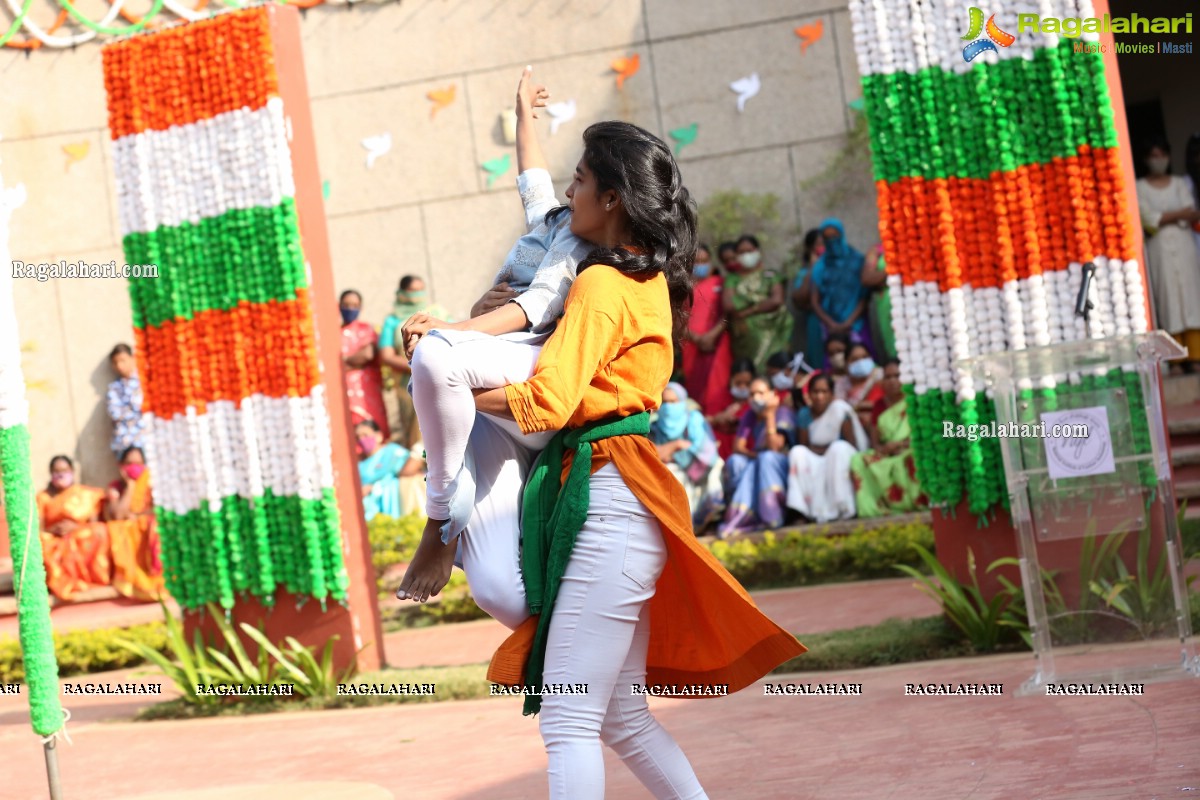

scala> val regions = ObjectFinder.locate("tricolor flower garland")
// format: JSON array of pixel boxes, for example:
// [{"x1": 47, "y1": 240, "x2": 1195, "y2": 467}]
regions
[
  {"x1": 850, "y1": 0, "x2": 1151, "y2": 516},
  {"x1": 102, "y1": 7, "x2": 349, "y2": 611}
]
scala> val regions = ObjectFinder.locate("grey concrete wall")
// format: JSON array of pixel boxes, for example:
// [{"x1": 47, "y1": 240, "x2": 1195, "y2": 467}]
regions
[{"x1": 0, "y1": 0, "x2": 876, "y2": 488}]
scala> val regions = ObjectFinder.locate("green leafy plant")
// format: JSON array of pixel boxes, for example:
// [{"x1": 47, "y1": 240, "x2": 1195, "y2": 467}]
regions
[
  {"x1": 1088, "y1": 521, "x2": 1194, "y2": 639},
  {"x1": 115, "y1": 601, "x2": 230, "y2": 706},
  {"x1": 894, "y1": 546, "x2": 1027, "y2": 652},
  {"x1": 696, "y1": 190, "x2": 782, "y2": 252}
]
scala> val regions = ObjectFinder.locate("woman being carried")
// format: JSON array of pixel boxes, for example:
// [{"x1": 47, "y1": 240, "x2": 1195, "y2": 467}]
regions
[
  {"x1": 470, "y1": 120, "x2": 804, "y2": 797},
  {"x1": 395, "y1": 66, "x2": 595, "y2": 615}
]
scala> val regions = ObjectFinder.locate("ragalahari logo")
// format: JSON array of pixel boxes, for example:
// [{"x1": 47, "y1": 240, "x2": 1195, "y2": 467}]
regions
[{"x1": 962, "y1": 7, "x2": 1016, "y2": 61}]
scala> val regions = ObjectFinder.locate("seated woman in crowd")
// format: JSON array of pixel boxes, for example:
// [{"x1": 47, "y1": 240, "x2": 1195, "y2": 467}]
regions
[
  {"x1": 105, "y1": 446, "x2": 164, "y2": 601},
  {"x1": 650, "y1": 383, "x2": 725, "y2": 532},
  {"x1": 835, "y1": 341, "x2": 884, "y2": 424},
  {"x1": 708, "y1": 357, "x2": 756, "y2": 459},
  {"x1": 38, "y1": 455, "x2": 112, "y2": 602},
  {"x1": 719, "y1": 376, "x2": 798, "y2": 536},
  {"x1": 787, "y1": 373, "x2": 867, "y2": 523},
  {"x1": 765, "y1": 351, "x2": 798, "y2": 407},
  {"x1": 850, "y1": 359, "x2": 929, "y2": 518},
  {"x1": 356, "y1": 419, "x2": 426, "y2": 521}
]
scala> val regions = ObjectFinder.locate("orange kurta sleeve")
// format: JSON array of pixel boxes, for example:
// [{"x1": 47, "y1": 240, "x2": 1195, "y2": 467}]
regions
[{"x1": 505, "y1": 267, "x2": 625, "y2": 434}]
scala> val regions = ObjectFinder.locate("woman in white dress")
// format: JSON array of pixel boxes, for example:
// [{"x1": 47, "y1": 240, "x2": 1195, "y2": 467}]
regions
[
  {"x1": 1136, "y1": 136, "x2": 1200, "y2": 372},
  {"x1": 786, "y1": 373, "x2": 868, "y2": 523}
]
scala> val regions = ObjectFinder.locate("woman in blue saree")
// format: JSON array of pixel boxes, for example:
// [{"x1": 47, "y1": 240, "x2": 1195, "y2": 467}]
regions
[
  {"x1": 805, "y1": 218, "x2": 875, "y2": 369},
  {"x1": 356, "y1": 420, "x2": 425, "y2": 520},
  {"x1": 650, "y1": 382, "x2": 725, "y2": 532}
]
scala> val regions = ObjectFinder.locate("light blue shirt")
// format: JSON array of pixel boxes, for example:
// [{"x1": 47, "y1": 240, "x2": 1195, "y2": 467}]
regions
[{"x1": 494, "y1": 168, "x2": 594, "y2": 334}]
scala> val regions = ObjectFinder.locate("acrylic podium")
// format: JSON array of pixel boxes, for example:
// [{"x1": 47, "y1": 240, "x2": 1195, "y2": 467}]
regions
[{"x1": 961, "y1": 331, "x2": 1198, "y2": 695}]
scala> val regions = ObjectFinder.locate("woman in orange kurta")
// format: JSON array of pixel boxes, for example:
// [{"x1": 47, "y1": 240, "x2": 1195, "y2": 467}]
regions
[
  {"x1": 473, "y1": 121, "x2": 805, "y2": 800},
  {"x1": 104, "y1": 446, "x2": 164, "y2": 602},
  {"x1": 37, "y1": 455, "x2": 113, "y2": 602}
]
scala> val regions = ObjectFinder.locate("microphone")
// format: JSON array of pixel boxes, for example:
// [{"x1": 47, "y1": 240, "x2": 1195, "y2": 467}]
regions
[{"x1": 1074, "y1": 261, "x2": 1096, "y2": 322}]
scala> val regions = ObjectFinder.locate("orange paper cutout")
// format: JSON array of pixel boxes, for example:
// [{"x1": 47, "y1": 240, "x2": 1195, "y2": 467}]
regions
[
  {"x1": 426, "y1": 85, "x2": 456, "y2": 119},
  {"x1": 795, "y1": 19, "x2": 823, "y2": 53},
  {"x1": 611, "y1": 54, "x2": 640, "y2": 89}
]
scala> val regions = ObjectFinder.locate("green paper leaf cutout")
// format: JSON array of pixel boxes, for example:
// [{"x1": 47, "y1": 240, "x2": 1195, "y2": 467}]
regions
[
  {"x1": 848, "y1": 98, "x2": 865, "y2": 112},
  {"x1": 322, "y1": 180, "x2": 331, "y2": 199},
  {"x1": 669, "y1": 123, "x2": 699, "y2": 155},
  {"x1": 482, "y1": 153, "x2": 512, "y2": 188}
]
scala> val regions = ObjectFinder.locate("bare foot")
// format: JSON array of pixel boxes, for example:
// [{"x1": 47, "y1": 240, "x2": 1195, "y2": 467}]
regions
[{"x1": 396, "y1": 517, "x2": 457, "y2": 603}]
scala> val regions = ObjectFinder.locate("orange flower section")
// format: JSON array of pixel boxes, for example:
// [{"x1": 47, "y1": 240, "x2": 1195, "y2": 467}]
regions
[
  {"x1": 876, "y1": 146, "x2": 1137, "y2": 290},
  {"x1": 102, "y1": 7, "x2": 279, "y2": 140},
  {"x1": 134, "y1": 289, "x2": 321, "y2": 418}
]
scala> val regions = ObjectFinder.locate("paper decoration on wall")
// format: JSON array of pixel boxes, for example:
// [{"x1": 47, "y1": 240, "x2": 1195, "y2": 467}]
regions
[
  {"x1": 730, "y1": 73, "x2": 761, "y2": 113},
  {"x1": 362, "y1": 132, "x2": 392, "y2": 169},
  {"x1": 669, "y1": 123, "x2": 698, "y2": 155},
  {"x1": 611, "y1": 54, "x2": 640, "y2": 89},
  {"x1": 427, "y1": 85, "x2": 456, "y2": 119},
  {"x1": 62, "y1": 141, "x2": 90, "y2": 170},
  {"x1": 482, "y1": 153, "x2": 512, "y2": 188},
  {"x1": 322, "y1": 180, "x2": 331, "y2": 199},
  {"x1": 847, "y1": 97, "x2": 865, "y2": 112},
  {"x1": 547, "y1": 99, "x2": 577, "y2": 136},
  {"x1": 795, "y1": 20, "x2": 823, "y2": 53}
]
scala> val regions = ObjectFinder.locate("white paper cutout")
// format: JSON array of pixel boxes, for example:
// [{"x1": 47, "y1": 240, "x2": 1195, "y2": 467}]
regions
[
  {"x1": 362, "y1": 132, "x2": 392, "y2": 170},
  {"x1": 730, "y1": 73, "x2": 761, "y2": 113},
  {"x1": 546, "y1": 99, "x2": 577, "y2": 136}
]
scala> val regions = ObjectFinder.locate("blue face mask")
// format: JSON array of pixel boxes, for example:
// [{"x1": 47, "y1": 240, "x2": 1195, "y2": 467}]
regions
[
  {"x1": 848, "y1": 357, "x2": 875, "y2": 379},
  {"x1": 340, "y1": 307, "x2": 361, "y2": 325},
  {"x1": 693, "y1": 263, "x2": 711, "y2": 279},
  {"x1": 655, "y1": 402, "x2": 689, "y2": 441}
]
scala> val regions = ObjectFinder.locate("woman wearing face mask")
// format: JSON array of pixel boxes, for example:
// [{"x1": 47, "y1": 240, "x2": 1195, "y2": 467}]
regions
[
  {"x1": 339, "y1": 289, "x2": 391, "y2": 438},
  {"x1": 681, "y1": 244, "x2": 733, "y2": 422},
  {"x1": 650, "y1": 383, "x2": 725, "y2": 532},
  {"x1": 722, "y1": 234, "x2": 793, "y2": 374},
  {"x1": 850, "y1": 358, "x2": 929, "y2": 518},
  {"x1": 806, "y1": 218, "x2": 874, "y2": 370},
  {"x1": 708, "y1": 358, "x2": 756, "y2": 459},
  {"x1": 37, "y1": 455, "x2": 113, "y2": 602},
  {"x1": 765, "y1": 351, "x2": 801, "y2": 407},
  {"x1": 823, "y1": 332, "x2": 851, "y2": 380},
  {"x1": 718, "y1": 376, "x2": 798, "y2": 536},
  {"x1": 104, "y1": 446, "x2": 165, "y2": 601},
  {"x1": 380, "y1": 276, "x2": 451, "y2": 448},
  {"x1": 786, "y1": 373, "x2": 868, "y2": 523},
  {"x1": 356, "y1": 419, "x2": 426, "y2": 522},
  {"x1": 1137, "y1": 137, "x2": 1200, "y2": 373},
  {"x1": 835, "y1": 342, "x2": 885, "y2": 414}
]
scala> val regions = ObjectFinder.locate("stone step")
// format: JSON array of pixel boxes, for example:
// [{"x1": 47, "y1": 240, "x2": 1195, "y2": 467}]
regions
[
  {"x1": 1163, "y1": 373, "x2": 1200, "y2": 408},
  {"x1": 1172, "y1": 443, "x2": 1200, "y2": 468}
]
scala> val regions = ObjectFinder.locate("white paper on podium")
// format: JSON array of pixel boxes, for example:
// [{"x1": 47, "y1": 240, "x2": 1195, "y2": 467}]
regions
[{"x1": 1041, "y1": 405, "x2": 1116, "y2": 481}]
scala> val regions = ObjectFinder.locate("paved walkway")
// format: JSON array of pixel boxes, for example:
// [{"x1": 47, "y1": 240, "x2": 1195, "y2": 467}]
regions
[{"x1": 3, "y1": 648, "x2": 1198, "y2": 799}]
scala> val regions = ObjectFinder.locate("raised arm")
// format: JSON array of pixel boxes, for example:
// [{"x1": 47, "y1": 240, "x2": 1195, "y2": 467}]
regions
[{"x1": 515, "y1": 66, "x2": 549, "y2": 177}]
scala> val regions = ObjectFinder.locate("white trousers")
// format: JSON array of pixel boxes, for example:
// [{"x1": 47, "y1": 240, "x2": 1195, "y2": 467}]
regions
[{"x1": 540, "y1": 464, "x2": 707, "y2": 800}]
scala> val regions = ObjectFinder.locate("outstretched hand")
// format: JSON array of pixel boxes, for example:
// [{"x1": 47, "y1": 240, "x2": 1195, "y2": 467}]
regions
[{"x1": 516, "y1": 65, "x2": 550, "y2": 120}]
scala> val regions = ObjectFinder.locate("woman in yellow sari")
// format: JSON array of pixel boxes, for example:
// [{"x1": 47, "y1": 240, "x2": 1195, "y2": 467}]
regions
[
  {"x1": 104, "y1": 446, "x2": 164, "y2": 601},
  {"x1": 38, "y1": 455, "x2": 112, "y2": 601}
]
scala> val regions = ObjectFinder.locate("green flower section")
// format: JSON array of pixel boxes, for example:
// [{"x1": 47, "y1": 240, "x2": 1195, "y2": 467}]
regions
[
  {"x1": 862, "y1": 42, "x2": 1117, "y2": 182},
  {"x1": 124, "y1": 199, "x2": 306, "y2": 330},
  {"x1": 156, "y1": 488, "x2": 348, "y2": 612},
  {"x1": 907, "y1": 369, "x2": 1156, "y2": 517}
]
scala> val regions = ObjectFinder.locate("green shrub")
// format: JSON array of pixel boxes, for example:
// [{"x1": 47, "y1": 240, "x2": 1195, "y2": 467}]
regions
[
  {"x1": 707, "y1": 521, "x2": 935, "y2": 589},
  {"x1": 1, "y1": 622, "x2": 169, "y2": 683},
  {"x1": 368, "y1": 512, "x2": 426, "y2": 591}
]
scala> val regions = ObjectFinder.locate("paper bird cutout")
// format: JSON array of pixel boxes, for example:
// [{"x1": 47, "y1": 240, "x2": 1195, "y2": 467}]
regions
[
  {"x1": 362, "y1": 133, "x2": 392, "y2": 170},
  {"x1": 63, "y1": 141, "x2": 90, "y2": 170},
  {"x1": 795, "y1": 20, "x2": 823, "y2": 53},
  {"x1": 322, "y1": 180, "x2": 331, "y2": 199},
  {"x1": 482, "y1": 153, "x2": 512, "y2": 188},
  {"x1": 611, "y1": 54, "x2": 640, "y2": 90},
  {"x1": 730, "y1": 73, "x2": 761, "y2": 113},
  {"x1": 547, "y1": 99, "x2": 577, "y2": 136},
  {"x1": 847, "y1": 98, "x2": 865, "y2": 112},
  {"x1": 669, "y1": 123, "x2": 698, "y2": 155},
  {"x1": 427, "y1": 85, "x2": 456, "y2": 119}
]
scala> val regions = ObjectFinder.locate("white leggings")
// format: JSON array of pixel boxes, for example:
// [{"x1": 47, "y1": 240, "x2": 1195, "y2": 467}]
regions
[{"x1": 540, "y1": 464, "x2": 707, "y2": 800}]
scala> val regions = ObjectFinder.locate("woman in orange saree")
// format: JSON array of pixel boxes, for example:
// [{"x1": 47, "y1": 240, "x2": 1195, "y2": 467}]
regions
[
  {"x1": 104, "y1": 446, "x2": 164, "y2": 601},
  {"x1": 37, "y1": 455, "x2": 112, "y2": 602}
]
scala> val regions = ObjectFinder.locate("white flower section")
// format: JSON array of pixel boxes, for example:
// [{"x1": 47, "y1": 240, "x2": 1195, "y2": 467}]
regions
[
  {"x1": 145, "y1": 392, "x2": 337, "y2": 516},
  {"x1": 112, "y1": 98, "x2": 295, "y2": 236}
]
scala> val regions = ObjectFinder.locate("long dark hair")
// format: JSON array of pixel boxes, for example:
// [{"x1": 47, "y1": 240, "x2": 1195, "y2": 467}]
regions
[{"x1": 550, "y1": 121, "x2": 698, "y2": 341}]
